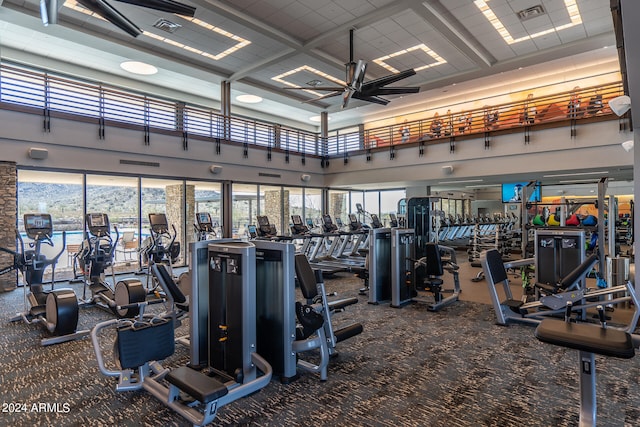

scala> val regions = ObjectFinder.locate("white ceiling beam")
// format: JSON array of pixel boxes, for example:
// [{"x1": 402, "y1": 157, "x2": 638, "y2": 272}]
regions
[
  {"x1": 409, "y1": 0, "x2": 495, "y2": 68},
  {"x1": 210, "y1": 0, "x2": 410, "y2": 81}
]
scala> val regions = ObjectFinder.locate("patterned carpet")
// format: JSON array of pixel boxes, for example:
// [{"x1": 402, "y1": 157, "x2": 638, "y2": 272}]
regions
[{"x1": 1, "y1": 273, "x2": 640, "y2": 427}]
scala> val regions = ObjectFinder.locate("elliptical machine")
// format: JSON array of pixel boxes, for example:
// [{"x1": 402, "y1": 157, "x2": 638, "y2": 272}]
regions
[
  {"x1": 193, "y1": 212, "x2": 221, "y2": 241},
  {"x1": 140, "y1": 213, "x2": 181, "y2": 291},
  {"x1": 79, "y1": 213, "x2": 145, "y2": 317},
  {"x1": 6, "y1": 213, "x2": 88, "y2": 346}
]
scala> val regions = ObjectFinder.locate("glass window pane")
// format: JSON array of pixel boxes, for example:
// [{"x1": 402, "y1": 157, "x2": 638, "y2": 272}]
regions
[
  {"x1": 86, "y1": 174, "x2": 140, "y2": 270},
  {"x1": 17, "y1": 170, "x2": 83, "y2": 279},
  {"x1": 141, "y1": 177, "x2": 186, "y2": 266},
  {"x1": 380, "y1": 189, "x2": 406, "y2": 225},
  {"x1": 364, "y1": 191, "x2": 379, "y2": 221},
  {"x1": 284, "y1": 187, "x2": 303, "y2": 235},
  {"x1": 189, "y1": 180, "x2": 222, "y2": 238},
  {"x1": 304, "y1": 188, "x2": 323, "y2": 226},
  {"x1": 350, "y1": 191, "x2": 364, "y2": 224},
  {"x1": 232, "y1": 183, "x2": 258, "y2": 238}
]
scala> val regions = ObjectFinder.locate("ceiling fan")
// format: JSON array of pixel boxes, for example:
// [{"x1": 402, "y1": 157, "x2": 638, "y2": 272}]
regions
[
  {"x1": 39, "y1": 0, "x2": 196, "y2": 37},
  {"x1": 286, "y1": 29, "x2": 420, "y2": 109}
]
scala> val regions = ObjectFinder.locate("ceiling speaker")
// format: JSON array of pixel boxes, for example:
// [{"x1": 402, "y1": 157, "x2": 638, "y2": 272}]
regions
[
  {"x1": 28, "y1": 148, "x2": 48, "y2": 160},
  {"x1": 608, "y1": 95, "x2": 631, "y2": 117}
]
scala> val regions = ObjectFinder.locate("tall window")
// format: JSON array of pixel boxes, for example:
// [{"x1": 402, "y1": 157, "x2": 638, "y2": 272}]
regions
[
  {"x1": 141, "y1": 178, "x2": 185, "y2": 264},
  {"x1": 381, "y1": 189, "x2": 406, "y2": 225},
  {"x1": 86, "y1": 174, "x2": 139, "y2": 268},
  {"x1": 189, "y1": 180, "x2": 222, "y2": 235},
  {"x1": 17, "y1": 170, "x2": 83, "y2": 276},
  {"x1": 232, "y1": 183, "x2": 258, "y2": 238},
  {"x1": 305, "y1": 188, "x2": 323, "y2": 226},
  {"x1": 365, "y1": 191, "x2": 379, "y2": 220},
  {"x1": 284, "y1": 186, "x2": 304, "y2": 235},
  {"x1": 350, "y1": 191, "x2": 365, "y2": 223}
]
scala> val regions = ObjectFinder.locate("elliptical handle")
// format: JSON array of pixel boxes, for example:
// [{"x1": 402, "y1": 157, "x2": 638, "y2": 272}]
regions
[
  {"x1": 51, "y1": 231, "x2": 67, "y2": 264},
  {"x1": 111, "y1": 225, "x2": 120, "y2": 258},
  {"x1": 15, "y1": 229, "x2": 26, "y2": 264},
  {"x1": 169, "y1": 223, "x2": 177, "y2": 248}
]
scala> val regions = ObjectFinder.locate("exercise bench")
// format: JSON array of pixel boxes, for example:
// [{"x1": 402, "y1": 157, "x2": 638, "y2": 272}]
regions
[{"x1": 535, "y1": 310, "x2": 636, "y2": 426}]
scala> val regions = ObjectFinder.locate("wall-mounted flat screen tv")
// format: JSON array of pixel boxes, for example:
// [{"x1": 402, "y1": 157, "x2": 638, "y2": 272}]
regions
[{"x1": 502, "y1": 182, "x2": 541, "y2": 203}]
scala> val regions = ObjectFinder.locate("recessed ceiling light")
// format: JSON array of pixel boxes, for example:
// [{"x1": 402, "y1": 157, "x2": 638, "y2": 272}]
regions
[
  {"x1": 236, "y1": 94, "x2": 263, "y2": 104},
  {"x1": 120, "y1": 61, "x2": 158, "y2": 75},
  {"x1": 309, "y1": 116, "x2": 331, "y2": 122}
]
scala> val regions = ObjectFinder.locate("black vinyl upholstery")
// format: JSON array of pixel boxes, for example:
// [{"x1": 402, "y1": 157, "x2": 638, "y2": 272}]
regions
[
  {"x1": 535, "y1": 319, "x2": 634, "y2": 359},
  {"x1": 484, "y1": 249, "x2": 509, "y2": 283},
  {"x1": 424, "y1": 243, "x2": 444, "y2": 276},
  {"x1": 294, "y1": 254, "x2": 319, "y2": 300}
]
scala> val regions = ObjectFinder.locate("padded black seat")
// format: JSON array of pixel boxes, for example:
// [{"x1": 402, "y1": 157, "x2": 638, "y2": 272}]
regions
[
  {"x1": 165, "y1": 366, "x2": 229, "y2": 404},
  {"x1": 535, "y1": 319, "x2": 634, "y2": 359},
  {"x1": 419, "y1": 242, "x2": 446, "y2": 289},
  {"x1": 294, "y1": 254, "x2": 359, "y2": 311}
]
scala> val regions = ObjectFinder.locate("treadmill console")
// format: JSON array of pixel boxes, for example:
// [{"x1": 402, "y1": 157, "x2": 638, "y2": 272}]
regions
[
  {"x1": 370, "y1": 214, "x2": 382, "y2": 229},
  {"x1": 322, "y1": 214, "x2": 338, "y2": 233}
]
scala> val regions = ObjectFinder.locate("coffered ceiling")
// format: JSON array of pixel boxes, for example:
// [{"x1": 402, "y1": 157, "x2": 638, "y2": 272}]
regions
[{"x1": 0, "y1": 0, "x2": 621, "y2": 129}]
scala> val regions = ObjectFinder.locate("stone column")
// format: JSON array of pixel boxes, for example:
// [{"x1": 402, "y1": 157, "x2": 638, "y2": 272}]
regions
[
  {"x1": 165, "y1": 183, "x2": 195, "y2": 265},
  {"x1": 330, "y1": 192, "x2": 345, "y2": 218},
  {"x1": 264, "y1": 190, "x2": 287, "y2": 233},
  {"x1": 0, "y1": 162, "x2": 17, "y2": 292}
]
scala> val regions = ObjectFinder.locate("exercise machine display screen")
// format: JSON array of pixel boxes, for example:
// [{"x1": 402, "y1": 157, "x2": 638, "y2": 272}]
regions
[
  {"x1": 292, "y1": 215, "x2": 302, "y2": 225},
  {"x1": 88, "y1": 213, "x2": 106, "y2": 227},
  {"x1": 149, "y1": 213, "x2": 169, "y2": 232},
  {"x1": 24, "y1": 213, "x2": 53, "y2": 239},
  {"x1": 86, "y1": 213, "x2": 110, "y2": 237},
  {"x1": 197, "y1": 212, "x2": 212, "y2": 226}
]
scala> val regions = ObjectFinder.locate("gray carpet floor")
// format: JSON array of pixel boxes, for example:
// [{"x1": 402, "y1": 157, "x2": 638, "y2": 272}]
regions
[{"x1": 1, "y1": 271, "x2": 640, "y2": 426}]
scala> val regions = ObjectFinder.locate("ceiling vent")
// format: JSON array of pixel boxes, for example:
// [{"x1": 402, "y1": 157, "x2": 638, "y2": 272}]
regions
[
  {"x1": 153, "y1": 18, "x2": 182, "y2": 33},
  {"x1": 517, "y1": 5, "x2": 546, "y2": 21}
]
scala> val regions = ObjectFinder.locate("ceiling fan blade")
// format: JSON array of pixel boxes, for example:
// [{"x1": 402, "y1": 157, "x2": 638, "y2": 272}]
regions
[
  {"x1": 352, "y1": 60, "x2": 367, "y2": 91},
  {"x1": 77, "y1": 0, "x2": 142, "y2": 37},
  {"x1": 283, "y1": 86, "x2": 346, "y2": 92},
  {"x1": 361, "y1": 68, "x2": 417, "y2": 90},
  {"x1": 342, "y1": 88, "x2": 355, "y2": 109},
  {"x1": 114, "y1": 0, "x2": 196, "y2": 16},
  {"x1": 351, "y1": 93, "x2": 390, "y2": 105},
  {"x1": 300, "y1": 91, "x2": 343, "y2": 104},
  {"x1": 369, "y1": 87, "x2": 421, "y2": 96}
]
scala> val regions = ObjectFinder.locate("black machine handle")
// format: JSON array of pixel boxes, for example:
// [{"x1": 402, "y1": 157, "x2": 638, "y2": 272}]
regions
[
  {"x1": 110, "y1": 225, "x2": 120, "y2": 259},
  {"x1": 51, "y1": 231, "x2": 67, "y2": 265},
  {"x1": 169, "y1": 224, "x2": 177, "y2": 248}
]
